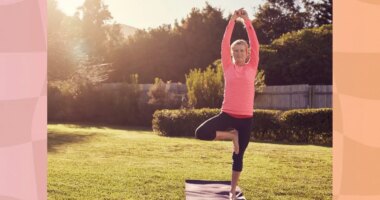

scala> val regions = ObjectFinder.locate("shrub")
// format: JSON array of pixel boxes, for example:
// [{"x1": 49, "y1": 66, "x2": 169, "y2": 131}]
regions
[
  {"x1": 92, "y1": 83, "x2": 141, "y2": 125},
  {"x1": 280, "y1": 108, "x2": 332, "y2": 144},
  {"x1": 152, "y1": 108, "x2": 332, "y2": 145},
  {"x1": 147, "y1": 78, "x2": 182, "y2": 108},
  {"x1": 186, "y1": 60, "x2": 224, "y2": 108},
  {"x1": 251, "y1": 109, "x2": 282, "y2": 141},
  {"x1": 48, "y1": 82, "x2": 75, "y2": 122},
  {"x1": 148, "y1": 78, "x2": 170, "y2": 106},
  {"x1": 152, "y1": 108, "x2": 220, "y2": 137},
  {"x1": 48, "y1": 73, "x2": 141, "y2": 125}
]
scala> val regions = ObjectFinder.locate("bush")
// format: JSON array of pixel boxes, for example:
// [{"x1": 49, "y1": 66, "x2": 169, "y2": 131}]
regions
[
  {"x1": 147, "y1": 78, "x2": 181, "y2": 108},
  {"x1": 48, "y1": 74, "x2": 142, "y2": 125},
  {"x1": 280, "y1": 108, "x2": 332, "y2": 144},
  {"x1": 152, "y1": 108, "x2": 332, "y2": 145},
  {"x1": 152, "y1": 108, "x2": 220, "y2": 137},
  {"x1": 251, "y1": 110, "x2": 282, "y2": 141},
  {"x1": 93, "y1": 84, "x2": 141, "y2": 125},
  {"x1": 135, "y1": 78, "x2": 184, "y2": 127},
  {"x1": 186, "y1": 60, "x2": 224, "y2": 108},
  {"x1": 148, "y1": 78, "x2": 170, "y2": 106},
  {"x1": 48, "y1": 82, "x2": 75, "y2": 122}
]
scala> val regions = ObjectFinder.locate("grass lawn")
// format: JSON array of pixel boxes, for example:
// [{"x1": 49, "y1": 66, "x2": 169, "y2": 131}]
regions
[{"x1": 48, "y1": 124, "x2": 332, "y2": 200}]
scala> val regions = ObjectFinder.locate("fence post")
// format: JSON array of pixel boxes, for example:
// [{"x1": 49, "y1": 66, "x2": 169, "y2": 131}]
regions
[
  {"x1": 289, "y1": 86, "x2": 292, "y2": 110},
  {"x1": 308, "y1": 85, "x2": 313, "y2": 108}
]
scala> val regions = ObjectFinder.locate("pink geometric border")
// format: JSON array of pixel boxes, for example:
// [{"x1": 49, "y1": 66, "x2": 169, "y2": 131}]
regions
[
  {"x1": 0, "y1": 0, "x2": 47, "y2": 199},
  {"x1": 333, "y1": 0, "x2": 380, "y2": 199}
]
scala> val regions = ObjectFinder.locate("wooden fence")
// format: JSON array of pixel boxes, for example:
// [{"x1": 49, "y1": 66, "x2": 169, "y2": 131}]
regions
[
  {"x1": 254, "y1": 84, "x2": 332, "y2": 110},
  {"x1": 98, "y1": 83, "x2": 332, "y2": 110}
]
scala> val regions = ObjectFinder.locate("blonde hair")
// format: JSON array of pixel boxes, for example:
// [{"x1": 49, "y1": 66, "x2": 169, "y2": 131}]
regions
[
  {"x1": 231, "y1": 39, "x2": 251, "y2": 63},
  {"x1": 231, "y1": 39, "x2": 248, "y2": 51}
]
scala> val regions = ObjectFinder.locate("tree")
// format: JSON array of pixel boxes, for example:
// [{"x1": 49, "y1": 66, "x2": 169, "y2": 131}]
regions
[
  {"x1": 110, "y1": 25, "x2": 180, "y2": 83},
  {"x1": 48, "y1": 0, "x2": 76, "y2": 81},
  {"x1": 175, "y1": 3, "x2": 227, "y2": 71},
  {"x1": 303, "y1": 0, "x2": 332, "y2": 26},
  {"x1": 78, "y1": 0, "x2": 123, "y2": 62},
  {"x1": 110, "y1": 3, "x2": 228, "y2": 83},
  {"x1": 263, "y1": 25, "x2": 332, "y2": 85},
  {"x1": 252, "y1": 0, "x2": 310, "y2": 44}
]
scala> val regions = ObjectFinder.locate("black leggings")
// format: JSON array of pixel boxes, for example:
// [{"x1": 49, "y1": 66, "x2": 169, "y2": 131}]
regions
[{"x1": 195, "y1": 112, "x2": 253, "y2": 172}]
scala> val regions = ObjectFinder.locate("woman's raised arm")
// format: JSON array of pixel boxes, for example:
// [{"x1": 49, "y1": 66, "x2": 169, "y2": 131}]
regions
[
  {"x1": 241, "y1": 12, "x2": 260, "y2": 68},
  {"x1": 221, "y1": 12, "x2": 239, "y2": 69}
]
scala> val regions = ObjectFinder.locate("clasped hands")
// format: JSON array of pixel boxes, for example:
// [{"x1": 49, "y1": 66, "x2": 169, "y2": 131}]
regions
[{"x1": 231, "y1": 8, "x2": 249, "y2": 22}]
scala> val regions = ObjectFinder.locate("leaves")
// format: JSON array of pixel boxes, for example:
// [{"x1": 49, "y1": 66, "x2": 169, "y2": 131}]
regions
[{"x1": 262, "y1": 25, "x2": 332, "y2": 85}]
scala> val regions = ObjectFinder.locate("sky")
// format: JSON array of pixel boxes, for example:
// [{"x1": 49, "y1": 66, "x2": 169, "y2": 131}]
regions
[{"x1": 57, "y1": 0, "x2": 265, "y2": 29}]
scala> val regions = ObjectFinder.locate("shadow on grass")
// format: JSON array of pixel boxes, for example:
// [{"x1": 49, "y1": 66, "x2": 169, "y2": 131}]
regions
[
  {"x1": 252, "y1": 140, "x2": 332, "y2": 147},
  {"x1": 48, "y1": 131, "x2": 95, "y2": 153},
  {"x1": 49, "y1": 122, "x2": 152, "y2": 132},
  {"x1": 161, "y1": 135, "x2": 332, "y2": 147}
]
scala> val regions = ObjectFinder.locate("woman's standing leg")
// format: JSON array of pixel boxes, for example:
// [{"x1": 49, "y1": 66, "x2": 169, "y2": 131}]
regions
[{"x1": 230, "y1": 118, "x2": 253, "y2": 197}]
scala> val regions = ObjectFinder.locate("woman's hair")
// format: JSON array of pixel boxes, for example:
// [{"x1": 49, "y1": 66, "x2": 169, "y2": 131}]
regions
[{"x1": 231, "y1": 39, "x2": 249, "y2": 50}]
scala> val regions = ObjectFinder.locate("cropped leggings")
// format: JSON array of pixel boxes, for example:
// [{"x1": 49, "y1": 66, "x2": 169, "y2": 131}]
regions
[{"x1": 195, "y1": 112, "x2": 253, "y2": 172}]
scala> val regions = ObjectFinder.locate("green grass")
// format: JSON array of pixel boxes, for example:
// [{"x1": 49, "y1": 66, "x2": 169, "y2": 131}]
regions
[{"x1": 48, "y1": 124, "x2": 332, "y2": 200}]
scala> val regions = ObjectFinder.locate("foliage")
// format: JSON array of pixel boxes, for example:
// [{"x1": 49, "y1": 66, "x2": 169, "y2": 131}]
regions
[
  {"x1": 262, "y1": 25, "x2": 332, "y2": 85},
  {"x1": 186, "y1": 60, "x2": 224, "y2": 108},
  {"x1": 147, "y1": 78, "x2": 179, "y2": 108},
  {"x1": 152, "y1": 108, "x2": 332, "y2": 145}
]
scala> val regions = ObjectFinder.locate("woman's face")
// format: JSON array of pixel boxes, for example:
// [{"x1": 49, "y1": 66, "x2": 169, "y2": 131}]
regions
[{"x1": 232, "y1": 44, "x2": 248, "y2": 65}]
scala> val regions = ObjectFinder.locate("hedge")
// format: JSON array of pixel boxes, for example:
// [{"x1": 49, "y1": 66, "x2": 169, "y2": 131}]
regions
[{"x1": 152, "y1": 108, "x2": 332, "y2": 145}]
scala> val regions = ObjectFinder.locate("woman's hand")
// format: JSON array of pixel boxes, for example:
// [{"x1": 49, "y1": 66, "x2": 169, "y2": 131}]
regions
[
  {"x1": 231, "y1": 8, "x2": 249, "y2": 22},
  {"x1": 231, "y1": 10, "x2": 240, "y2": 21},
  {"x1": 238, "y1": 9, "x2": 249, "y2": 21}
]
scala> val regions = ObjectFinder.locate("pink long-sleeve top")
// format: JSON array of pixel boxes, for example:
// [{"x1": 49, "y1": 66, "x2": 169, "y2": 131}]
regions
[{"x1": 220, "y1": 19, "x2": 260, "y2": 117}]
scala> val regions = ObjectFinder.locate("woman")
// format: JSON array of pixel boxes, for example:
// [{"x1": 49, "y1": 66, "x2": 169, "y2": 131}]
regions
[{"x1": 194, "y1": 8, "x2": 259, "y2": 200}]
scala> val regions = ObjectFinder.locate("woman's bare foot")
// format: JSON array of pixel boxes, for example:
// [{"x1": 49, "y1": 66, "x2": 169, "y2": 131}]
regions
[
  {"x1": 230, "y1": 129, "x2": 239, "y2": 154},
  {"x1": 229, "y1": 191, "x2": 237, "y2": 200}
]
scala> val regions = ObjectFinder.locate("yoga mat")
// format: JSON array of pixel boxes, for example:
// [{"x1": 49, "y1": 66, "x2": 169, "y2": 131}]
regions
[{"x1": 185, "y1": 180, "x2": 246, "y2": 200}]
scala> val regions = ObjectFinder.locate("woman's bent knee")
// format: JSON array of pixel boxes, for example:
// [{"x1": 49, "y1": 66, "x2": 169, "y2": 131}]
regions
[{"x1": 195, "y1": 127, "x2": 215, "y2": 140}]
